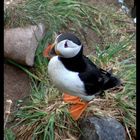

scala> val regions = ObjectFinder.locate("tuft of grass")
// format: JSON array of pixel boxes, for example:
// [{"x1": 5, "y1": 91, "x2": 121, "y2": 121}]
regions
[
  {"x1": 4, "y1": 0, "x2": 102, "y2": 36},
  {"x1": 10, "y1": 80, "x2": 80, "y2": 139},
  {"x1": 4, "y1": 128, "x2": 16, "y2": 140}
]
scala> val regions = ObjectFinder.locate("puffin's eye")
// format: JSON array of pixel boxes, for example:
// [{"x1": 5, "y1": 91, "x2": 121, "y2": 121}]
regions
[{"x1": 64, "y1": 41, "x2": 68, "y2": 48}]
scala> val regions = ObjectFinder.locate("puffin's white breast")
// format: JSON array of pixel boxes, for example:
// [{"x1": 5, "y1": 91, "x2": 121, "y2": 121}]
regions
[{"x1": 48, "y1": 56, "x2": 86, "y2": 97}]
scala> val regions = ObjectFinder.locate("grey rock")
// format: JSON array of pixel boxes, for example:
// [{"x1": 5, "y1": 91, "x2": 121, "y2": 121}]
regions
[
  {"x1": 79, "y1": 116, "x2": 126, "y2": 140},
  {"x1": 4, "y1": 23, "x2": 46, "y2": 66}
]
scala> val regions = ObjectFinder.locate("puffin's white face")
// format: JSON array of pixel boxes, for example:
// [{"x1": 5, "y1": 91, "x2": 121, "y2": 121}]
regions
[{"x1": 55, "y1": 39, "x2": 82, "y2": 58}]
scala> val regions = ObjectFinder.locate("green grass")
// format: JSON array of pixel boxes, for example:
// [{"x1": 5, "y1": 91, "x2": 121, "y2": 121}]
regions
[
  {"x1": 7, "y1": 80, "x2": 80, "y2": 139},
  {"x1": 87, "y1": 34, "x2": 136, "y2": 139},
  {"x1": 4, "y1": 0, "x2": 102, "y2": 36},
  {"x1": 4, "y1": 0, "x2": 136, "y2": 139}
]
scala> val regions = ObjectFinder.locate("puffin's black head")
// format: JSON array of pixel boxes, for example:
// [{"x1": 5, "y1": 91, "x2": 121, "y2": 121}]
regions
[
  {"x1": 57, "y1": 33, "x2": 81, "y2": 46},
  {"x1": 53, "y1": 33, "x2": 83, "y2": 58}
]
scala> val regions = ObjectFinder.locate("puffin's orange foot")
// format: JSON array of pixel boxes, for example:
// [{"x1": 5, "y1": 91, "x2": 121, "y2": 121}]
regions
[
  {"x1": 69, "y1": 101, "x2": 88, "y2": 120},
  {"x1": 63, "y1": 93, "x2": 88, "y2": 121}
]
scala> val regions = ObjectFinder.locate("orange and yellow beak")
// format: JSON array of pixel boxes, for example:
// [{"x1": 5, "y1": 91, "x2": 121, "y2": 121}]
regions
[
  {"x1": 43, "y1": 43, "x2": 56, "y2": 59},
  {"x1": 43, "y1": 42, "x2": 61, "y2": 59}
]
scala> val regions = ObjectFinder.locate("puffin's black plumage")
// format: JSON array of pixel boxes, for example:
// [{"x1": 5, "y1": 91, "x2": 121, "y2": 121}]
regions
[
  {"x1": 57, "y1": 33, "x2": 81, "y2": 45},
  {"x1": 60, "y1": 51, "x2": 120, "y2": 96},
  {"x1": 79, "y1": 56, "x2": 121, "y2": 95},
  {"x1": 59, "y1": 46, "x2": 86, "y2": 72},
  {"x1": 57, "y1": 33, "x2": 121, "y2": 96}
]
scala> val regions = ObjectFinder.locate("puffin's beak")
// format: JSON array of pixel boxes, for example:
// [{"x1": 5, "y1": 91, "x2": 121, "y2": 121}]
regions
[{"x1": 43, "y1": 42, "x2": 56, "y2": 59}]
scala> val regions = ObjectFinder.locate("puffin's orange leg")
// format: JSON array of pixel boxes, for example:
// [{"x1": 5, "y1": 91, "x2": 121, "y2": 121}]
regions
[
  {"x1": 63, "y1": 93, "x2": 80, "y2": 103},
  {"x1": 63, "y1": 93, "x2": 88, "y2": 120}
]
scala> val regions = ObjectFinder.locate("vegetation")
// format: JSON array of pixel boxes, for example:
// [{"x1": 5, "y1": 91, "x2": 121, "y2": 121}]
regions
[{"x1": 4, "y1": 0, "x2": 136, "y2": 139}]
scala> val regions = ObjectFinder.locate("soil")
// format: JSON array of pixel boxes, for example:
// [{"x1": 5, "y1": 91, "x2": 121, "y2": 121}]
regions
[{"x1": 4, "y1": 63, "x2": 31, "y2": 112}]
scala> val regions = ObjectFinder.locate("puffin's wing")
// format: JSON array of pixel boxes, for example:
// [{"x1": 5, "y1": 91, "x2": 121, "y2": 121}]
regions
[
  {"x1": 79, "y1": 56, "x2": 121, "y2": 95},
  {"x1": 79, "y1": 56, "x2": 104, "y2": 95}
]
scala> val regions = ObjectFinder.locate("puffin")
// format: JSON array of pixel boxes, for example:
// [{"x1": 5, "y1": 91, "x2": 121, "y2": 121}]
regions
[{"x1": 43, "y1": 32, "x2": 121, "y2": 120}]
